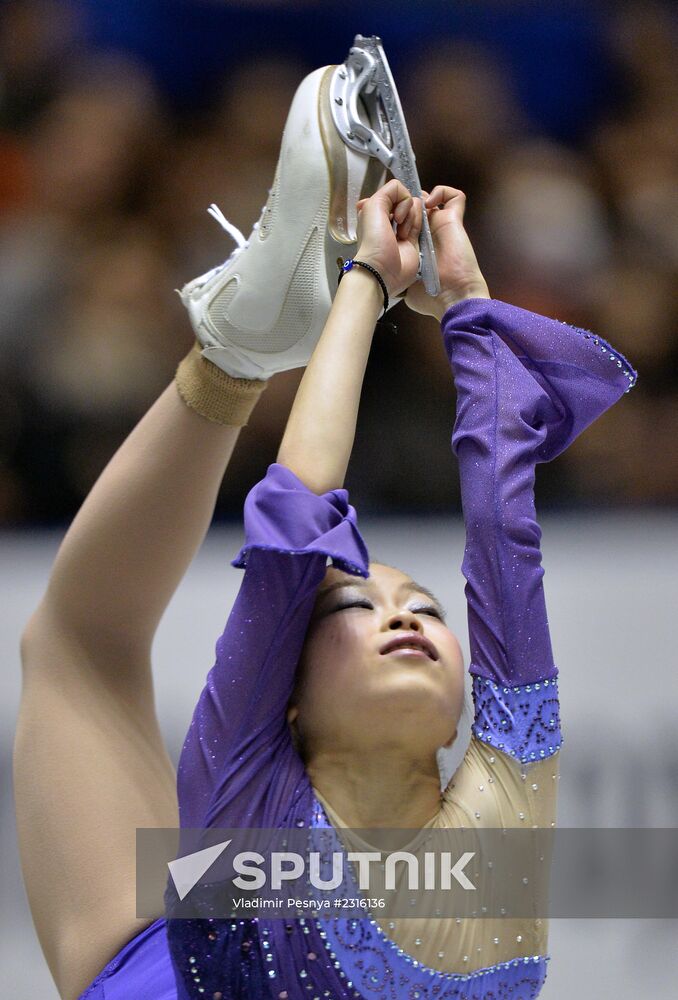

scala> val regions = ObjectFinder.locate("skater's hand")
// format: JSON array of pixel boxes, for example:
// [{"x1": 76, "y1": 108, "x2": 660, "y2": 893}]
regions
[
  {"x1": 355, "y1": 179, "x2": 423, "y2": 299},
  {"x1": 404, "y1": 186, "x2": 490, "y2": 321}
]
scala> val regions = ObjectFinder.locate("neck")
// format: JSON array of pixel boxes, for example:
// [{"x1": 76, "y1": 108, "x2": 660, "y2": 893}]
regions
[{"x1": 306, "y1": 745, "x2": 443, "y2": 830}]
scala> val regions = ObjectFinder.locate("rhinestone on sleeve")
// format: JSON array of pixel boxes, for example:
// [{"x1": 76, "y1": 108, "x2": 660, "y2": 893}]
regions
[{"x1": 471, "y1": 674, "x2": 562, "y2": 763}]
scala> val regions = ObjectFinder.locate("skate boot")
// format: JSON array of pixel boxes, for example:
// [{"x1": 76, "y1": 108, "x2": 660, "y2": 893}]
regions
[{"x1": 180, "y1": 38, "x2": 436, "y2": 380}]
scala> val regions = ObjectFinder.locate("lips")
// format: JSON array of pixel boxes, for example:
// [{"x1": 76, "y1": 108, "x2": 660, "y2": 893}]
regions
[{"x1": 379, "y1": 632, "x2": 439, "y2": 661}]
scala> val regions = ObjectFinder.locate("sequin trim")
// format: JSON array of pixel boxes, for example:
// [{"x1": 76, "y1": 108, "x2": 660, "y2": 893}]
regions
[
  {"x1": 310, "y1": 799, "x2": 549, "y2": 999},
  {"x1": 471, "y1": 674, "x2": 562, "y2": 763},
  {"x1": 443, "y1": 298, "x2": 639, "y2": 394},
  {"x1": 319, "y1": 914, "x2": 549, "y2": 992},
  {"x1": 578, "y1": 330, "x2": 638, "y2": 393}
]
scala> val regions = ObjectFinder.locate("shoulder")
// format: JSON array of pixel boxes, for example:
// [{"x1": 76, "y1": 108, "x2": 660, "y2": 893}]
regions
[{"x1": 439, "y1": 736, "x2": 560, "y2": 829}]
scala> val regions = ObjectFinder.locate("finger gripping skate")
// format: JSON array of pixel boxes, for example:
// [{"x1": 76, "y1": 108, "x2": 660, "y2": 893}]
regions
[{"x1": 330, "y1": 35, "x2": 441, "y2": 296}]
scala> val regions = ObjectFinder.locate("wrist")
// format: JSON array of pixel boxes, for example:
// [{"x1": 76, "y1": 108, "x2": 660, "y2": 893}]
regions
[
  {"x1": 353, "y1": 249, "x2": 399, "y2": 298},
  {"x1": 433, "y1": 281, "x2": 491, "y2": 321},
  {"x1": 336, "y1": 261, "x2": 384, "y2": 314}
]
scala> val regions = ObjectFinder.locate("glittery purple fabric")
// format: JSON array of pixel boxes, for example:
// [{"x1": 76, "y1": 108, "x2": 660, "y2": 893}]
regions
[
  {"x1": 442, "y1": 298, "x2": 636, "y2": 770},
  {"x1": 176, "y1": 464, "x2": 369, "y2": 834},
  {"x1": 78, "y1": 299, "x2": 636, "y2": 1000},
  {"x1": 166, "y1": 465, "x2": 372, "y2": 999},
  {"x1": 78, "y1": 917, "x2": 176, "y2": 999}
]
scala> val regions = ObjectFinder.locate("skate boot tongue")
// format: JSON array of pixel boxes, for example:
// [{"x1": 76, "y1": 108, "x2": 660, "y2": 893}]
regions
[{"x1": 329, "y1": 34, "x2": 441, "y2": 297}]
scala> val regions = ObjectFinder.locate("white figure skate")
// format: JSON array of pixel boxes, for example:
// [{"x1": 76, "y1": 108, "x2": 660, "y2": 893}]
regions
[{"x1": 180, "y1": 37, "x2": 437, "y2": 380}]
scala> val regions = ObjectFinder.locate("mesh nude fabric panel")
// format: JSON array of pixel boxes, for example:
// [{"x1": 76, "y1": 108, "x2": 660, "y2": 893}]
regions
[{"x1": 314, "y1": 738, "x2": 558, "y2": 975}]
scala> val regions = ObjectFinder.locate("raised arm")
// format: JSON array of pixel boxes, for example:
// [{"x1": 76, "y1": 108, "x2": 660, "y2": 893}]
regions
[
  {"x1": 177, "y1": 180, "x2": 429, "y2": 828},
  {"x1": 407, "y1": 185, "x2": 637, "y2": 764},
  {"x1": 444, "y1": 296, "x2": 636, "y2": 763},
  {"x1": 277, "y1": 179, "x2": 423, "y2": 493}
]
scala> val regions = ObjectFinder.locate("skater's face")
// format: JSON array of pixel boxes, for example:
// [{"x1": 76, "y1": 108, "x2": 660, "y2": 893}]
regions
[{"x1": 288, "y1": 563, "x2": 464, "y2": 762}]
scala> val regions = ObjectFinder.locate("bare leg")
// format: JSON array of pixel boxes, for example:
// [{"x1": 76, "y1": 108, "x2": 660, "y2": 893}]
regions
[
  {"x1": 34, "y1": 381, "x2": 245, "y2": 651},
  {"x1": 14, "y1": 378, "x2": 256, "y2": 1000}
]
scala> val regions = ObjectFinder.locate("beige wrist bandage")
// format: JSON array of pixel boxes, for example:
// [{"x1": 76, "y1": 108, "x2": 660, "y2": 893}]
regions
[{"x1": 175, "y1": 342, "x2": 267, "y2": 426}]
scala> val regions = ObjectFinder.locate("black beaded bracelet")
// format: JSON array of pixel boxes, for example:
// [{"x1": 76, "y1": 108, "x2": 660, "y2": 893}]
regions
[{"x1": 337, "y1": 258, "x2": 389, "y2": 316}]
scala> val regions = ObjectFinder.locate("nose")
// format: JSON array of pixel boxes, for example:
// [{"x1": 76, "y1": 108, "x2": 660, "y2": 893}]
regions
[{"x1": 384, "y1": 609, "x2": 422, "y2": 632}]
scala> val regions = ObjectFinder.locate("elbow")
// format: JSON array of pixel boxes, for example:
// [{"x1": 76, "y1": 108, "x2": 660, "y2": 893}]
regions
[
  {"x1": 499, "y1": 510, "x2": 542, "y2": 547},
  {"x1": 464, "y1": 509, "x2": 542, "y2": 553},
  {"x1": 275, "y1": 451, "x2": 345, "y2": 497}
]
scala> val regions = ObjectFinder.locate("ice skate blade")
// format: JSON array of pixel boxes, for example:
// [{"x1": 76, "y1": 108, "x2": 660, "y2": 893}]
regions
[
  {"x1": 318, "y1": 64, "x2": 386, "y2": 244},
  {"x1": 330, "y1": 34, "x2": 441, "y2": 297}
]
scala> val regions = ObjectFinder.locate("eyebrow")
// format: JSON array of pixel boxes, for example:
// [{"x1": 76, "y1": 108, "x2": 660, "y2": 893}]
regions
[{"x1": 316, "y1": 578, "x2": 446, "y2": 618}]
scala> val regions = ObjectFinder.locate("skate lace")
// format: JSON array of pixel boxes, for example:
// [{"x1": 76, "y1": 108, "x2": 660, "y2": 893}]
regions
[
  {"x1": 190, "y1": 204, "x2": 250, "y2": 286},
  {"x1": 185, "y1": 195, "x2": 273, "y2": 293},
  {"x1": 207, "y1": 203, "x2": 248, "y2": 250}
]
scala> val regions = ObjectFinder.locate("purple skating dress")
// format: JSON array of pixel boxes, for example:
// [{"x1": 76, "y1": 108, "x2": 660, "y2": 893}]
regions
[{"x1": 79, "y1": 299, "x2": 636, "y2": 1000}]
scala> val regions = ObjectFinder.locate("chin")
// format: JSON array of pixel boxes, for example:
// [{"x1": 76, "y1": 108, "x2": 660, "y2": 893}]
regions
[{"x1": 372, "y1": 672, "x2": 457, "y2": 710}]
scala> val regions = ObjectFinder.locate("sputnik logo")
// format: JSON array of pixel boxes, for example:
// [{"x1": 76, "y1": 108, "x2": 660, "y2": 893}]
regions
[
  {"x1": 167, "y1": 840, "x2": 477, "y2": 900},
  {"x1": 168, "y1": 840, "x2": 232, "y2": 900}
]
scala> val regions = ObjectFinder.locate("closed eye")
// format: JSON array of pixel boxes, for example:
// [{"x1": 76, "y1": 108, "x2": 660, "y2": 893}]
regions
[
  {"x1": 328, "y1": 602, "x2": 443, "y2": 620},
  {"x1": 329, "y1": 600, "x2": 374, "y2": 614},
  {"x1": 412, "y1": 605, "x2": 444, "y2": 620}
]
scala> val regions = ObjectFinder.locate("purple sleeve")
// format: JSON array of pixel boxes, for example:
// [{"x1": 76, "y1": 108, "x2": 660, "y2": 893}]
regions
[
  {"x1": 176, "y1": 462, "x2": 369, "y2": 829},
  {"x1": 442, "y1": 298, "x2": 637, "y2": 762}
]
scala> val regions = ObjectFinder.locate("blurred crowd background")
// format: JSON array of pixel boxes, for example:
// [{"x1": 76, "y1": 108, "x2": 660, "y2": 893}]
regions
[{"x1": 0, "y1": 0, "x2": 676, "y2": 524}]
